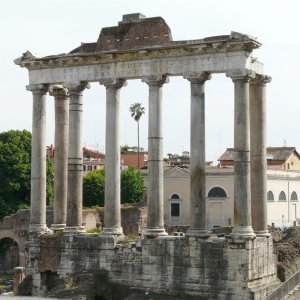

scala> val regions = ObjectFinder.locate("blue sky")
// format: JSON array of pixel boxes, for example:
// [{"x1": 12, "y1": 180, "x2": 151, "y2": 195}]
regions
[{"x1": 1, "y1": 0, "x2": 300, "y2": 161}]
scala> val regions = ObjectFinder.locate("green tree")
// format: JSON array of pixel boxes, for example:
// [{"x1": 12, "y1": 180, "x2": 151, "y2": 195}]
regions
[
  {"x1": 82, "y1": 167, "x2": 144, "y2": 207},
  {"x1": 121, "y1": 166, "x2": 145, "y2": 203},
  {"x1": 0, "y1": 130, "x2": 54, "y2": 219},
  {"x1": 120, "y1": 144, "x2": 130, "y2": 154},
  {"x1": 83, "y1": 169, "x2": 105, "y2": 207},
  {"x1": 129, "y1": 103, "x2": 145, "y2": 170}
]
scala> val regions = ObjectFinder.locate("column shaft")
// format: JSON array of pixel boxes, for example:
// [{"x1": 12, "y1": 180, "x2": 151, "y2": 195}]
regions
[
  {"x1": 185, "y1": 73, "x2": 211, "y2": 237},
  {"x1": 50, "y1": 87, "x2": 69, "y2": 230},
  {"x1": 230, "y1": 73, "x2": 255, "y2": 239},
  {"x1": 100, "y1": 79, "x2": 126, "y2": 235},
  {"x1": 65, "y1": 82, "x2": 89, "y2": 232},
  {"x1": 143, "y1": 76, "x2": 168, "y2": 237},
  {"x1": 250, "y1": 76, "x2": 271, "y2": 236},
  {"x1": 27, "y1": 84, "x2": 48, "y2": 233}
]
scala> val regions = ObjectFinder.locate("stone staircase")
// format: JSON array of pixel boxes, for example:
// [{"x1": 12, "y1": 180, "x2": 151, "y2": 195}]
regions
[{"x1": 286, "y1": 286, "x2": 300, "y2": 299}]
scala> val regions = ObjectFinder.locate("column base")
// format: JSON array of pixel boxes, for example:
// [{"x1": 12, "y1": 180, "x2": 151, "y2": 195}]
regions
[
  {"x1": 230, "y1": 225, "x2": 256, "y2": 242},
  {"x1": 186, "y1": 228, "x2": 210, "y2": 238},
  {"x1": 103, "y1": 226, "x2": 123, "y2": 236},
  {"x1": 255, "y1": 230, "x2": 271, "y2": 237},
  {"x1": 29, "y1": 224, "x2": 51, "y2": 234},
  {"x1": 143, "y1": 228, "x2": 168, "y2": 238},
  {"x1": 50, "y1": 224, "x2": 66, "y2": 231},
  {"x1": 64, "y1": 226, "x2": 85, "y2": 235}
]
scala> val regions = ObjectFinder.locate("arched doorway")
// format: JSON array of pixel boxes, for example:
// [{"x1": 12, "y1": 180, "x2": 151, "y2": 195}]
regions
[
  {"x1": 207, "y1": 186, "x2": 228, "y2": 228},
  {"x1": 0, "y1": 237, "x2": 19, "y2": 273}
]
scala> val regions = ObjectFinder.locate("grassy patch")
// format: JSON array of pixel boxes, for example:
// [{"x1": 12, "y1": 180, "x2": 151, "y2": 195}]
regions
[
  {"x1": 86, "y1": 228, "x2": 102, "y2": 234},
  {"x1": 120, "y1": 232, "x2": 140, "y2": 243},
  {"x1": 55, "y1": 230, "x2": 64, "y2": 236},
  {"x1": 0, "y1": 274, "x2": 13, "y2": 280}
]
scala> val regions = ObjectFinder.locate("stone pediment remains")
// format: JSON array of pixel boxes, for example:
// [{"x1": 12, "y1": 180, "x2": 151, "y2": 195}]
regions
[
  {"x1": 69, "y1": 13, "x2": 172, "y2": 53},
  {"x1": 14, "y1": 13, "x2": 262, "y2": 80},
  {"x1": 13, "y1": 50, "x2": 37, "y2": 66},
  {"x1": 95, "y1": 14, "x2": 172, "y2": 52},
  {"x1": 68, "y1": 14, "x2": 260, "y2": 55}
]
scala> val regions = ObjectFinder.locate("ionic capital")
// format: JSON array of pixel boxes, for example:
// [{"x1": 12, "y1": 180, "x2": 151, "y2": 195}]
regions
[
  {"x1": 64, "y1": 81, "x2": 90, "y2": 95},
  {"x1": 184, "y1": 72, "x2": 212, "y2": 84},
  {"x1": 99, "y1": 78, "x2": 127, "y2": 89},
  {"x1": 226, "y1": 69, "x2": 256, "y2": 82},
  {"x1": 49, "y1": 85, "x2": 69, "y2": 98},
  {"x1": 26, "y1": 84, "x2": 49, "y2": 95},
  {"x1": 142, "y1": 75, "x2": 169, "y2": 87},
  {"x1": 250, "y1": 74, "x2": 272, "y2": 86}
]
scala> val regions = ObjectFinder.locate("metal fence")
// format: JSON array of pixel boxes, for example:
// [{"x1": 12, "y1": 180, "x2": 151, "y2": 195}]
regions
[{"x1": 267, "y1": 270, "x2": 300, "y2": 300}]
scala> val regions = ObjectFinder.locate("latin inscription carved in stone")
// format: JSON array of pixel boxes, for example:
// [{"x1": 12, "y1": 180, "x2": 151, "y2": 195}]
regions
[{"x1": 28, "y1": 52, "x2": 252, "y2": 85}]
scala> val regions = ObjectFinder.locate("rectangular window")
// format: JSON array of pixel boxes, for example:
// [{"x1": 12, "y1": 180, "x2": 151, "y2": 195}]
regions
[{"x1": 171, "y1": 203, "x2": 180, "y2": 217}]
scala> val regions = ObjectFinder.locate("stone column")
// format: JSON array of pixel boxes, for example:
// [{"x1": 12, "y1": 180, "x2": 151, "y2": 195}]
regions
[
  {"x1": 64, "y1": 82, "x2": 89, "y2": 233},
  {"x1": 185, "y1": 72, "x2": 211, "y2": 237},
  {"x1": 250, "y1": 75, "x2": 272, "y2": 237},
  {"x1": 26, "y1": 84, "x2": 48, "y2": 233},
  {"x1": 13, "y1": 267, "x2": 25, "y2": 295},
  {"x1": 100, "y1": 78, "x2": 127, "y2": 236},
  {"x1": 142, "y1": 75, "x2": 168, "y2": 237},
  {"x1": 49, "y1": 86, "x2": 69, "y2": 231},
  {"x1": 227, "y1": 70, "x2": 256, "y2": 239}
]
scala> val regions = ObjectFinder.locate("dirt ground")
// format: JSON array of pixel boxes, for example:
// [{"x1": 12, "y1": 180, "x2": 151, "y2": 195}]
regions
[{"x1": 270, "y1": 226, "x2": 300, "y2": 282}]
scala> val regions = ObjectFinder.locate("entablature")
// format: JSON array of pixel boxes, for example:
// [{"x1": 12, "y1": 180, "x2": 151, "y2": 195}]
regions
[{"x1": 24, "y1": 52, "x2": 263, "y2": 85}]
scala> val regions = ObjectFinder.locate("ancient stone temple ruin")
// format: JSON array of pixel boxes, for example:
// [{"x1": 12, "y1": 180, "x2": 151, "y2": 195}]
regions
[{"x1": 15, "y1": 13, "x2": 276, "y2": 299}]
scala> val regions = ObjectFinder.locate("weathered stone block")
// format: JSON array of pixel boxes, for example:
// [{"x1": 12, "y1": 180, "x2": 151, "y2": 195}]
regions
[
  {"x1": 190, "y1": 257, "x2": 204, "y2": 268},
  {"x1": 25, "y1": 229, "x2": 277, "y2": 299}
]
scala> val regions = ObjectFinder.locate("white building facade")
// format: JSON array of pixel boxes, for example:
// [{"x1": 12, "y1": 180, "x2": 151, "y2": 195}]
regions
[{"x1": 163, "y1": 167, "x2": 300, "y2": 229}]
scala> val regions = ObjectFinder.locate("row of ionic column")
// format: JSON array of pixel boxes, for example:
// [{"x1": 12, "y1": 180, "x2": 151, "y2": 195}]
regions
[
  {"x1": 230, "y1": 71, "x2": 271, "y2": 239},
  {"x1": 27, "y1": 82, "x2": 89, "y2": 233},
  {"x1": 27, "y1": 71, "x2": 271, "y2": 239},
  {"x1": 180, "y1": 71, "x2": 271, "y2": 239}
]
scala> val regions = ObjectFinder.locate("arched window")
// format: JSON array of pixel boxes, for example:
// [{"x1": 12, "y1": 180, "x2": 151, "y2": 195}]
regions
[
  {"x1": 171, "y1": 193, "x2": 180, "y2": 199},
  {"x1": 170, "y1": 194, "x2": 181, "y2": 217},
  {"x1": 208, "y1": 187, "x2": 227, "y2": 198},
  {"x1": 279, "y1": 191, "x2": 287, "y2": 201},
  {"x1": 291, "y1": 191, "x2": 298, "y2": 201},
  {"x1": 267, "y1": 191, "x2": 274, "y2": 201}
]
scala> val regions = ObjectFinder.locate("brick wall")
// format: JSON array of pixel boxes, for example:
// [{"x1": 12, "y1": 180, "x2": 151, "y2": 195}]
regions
[
  {"x1": 96, "y1": 17, "x2": 172, "y2": 52},
  {"x1": 121, "y1": 153, "x2": 146, "y2": 169}
]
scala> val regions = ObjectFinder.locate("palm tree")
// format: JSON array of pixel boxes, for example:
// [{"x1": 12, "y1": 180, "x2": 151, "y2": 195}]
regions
[{"x1": 129, "y1": 103, "x2": 145, "y2": 170}]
